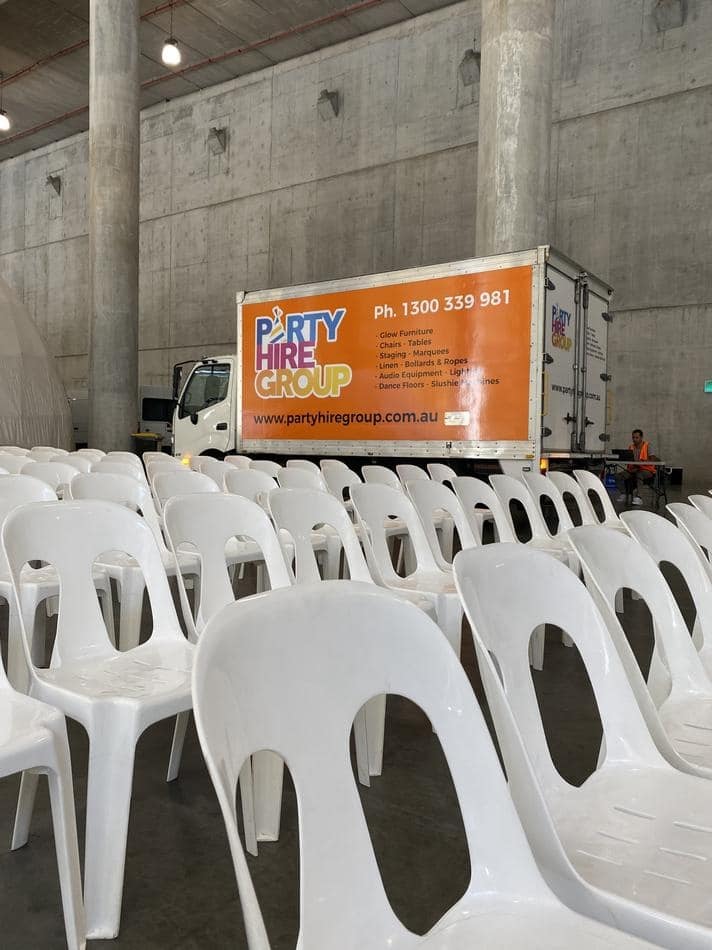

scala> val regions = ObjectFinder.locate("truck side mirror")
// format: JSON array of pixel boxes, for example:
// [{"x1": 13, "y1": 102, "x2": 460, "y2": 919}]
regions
[{"x1": 190, "y1": 411, "x2": 199, "y2": 425}]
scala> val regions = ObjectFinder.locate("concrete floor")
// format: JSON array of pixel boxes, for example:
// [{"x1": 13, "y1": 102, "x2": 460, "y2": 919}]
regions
[{"x1": 0, "y1": 481, "x2": 701, "y2": 948}]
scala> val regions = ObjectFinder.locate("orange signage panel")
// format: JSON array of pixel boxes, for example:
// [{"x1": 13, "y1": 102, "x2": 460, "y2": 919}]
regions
[{"x1": 240, "y1": 264, "x2": 534, "y2": 443}]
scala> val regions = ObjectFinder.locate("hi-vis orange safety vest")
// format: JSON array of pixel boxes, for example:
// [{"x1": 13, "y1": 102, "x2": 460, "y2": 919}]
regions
[{"x1": 627, "y1": 441, "x2": 655, "y2": 475}]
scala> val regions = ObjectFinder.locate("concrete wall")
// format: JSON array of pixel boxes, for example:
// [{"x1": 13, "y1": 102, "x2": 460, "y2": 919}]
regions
[
  {"x1": 1, "y1": 0, "x2": 711, "y2": 479},
  {"x1": 0, "y1": 2, "x2": 479, "y2": 394}
]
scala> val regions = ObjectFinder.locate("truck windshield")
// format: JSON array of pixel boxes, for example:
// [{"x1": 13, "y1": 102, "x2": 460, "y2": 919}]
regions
[{"x1": 179, "y1": 363, "x2": 230, "y2": 418}]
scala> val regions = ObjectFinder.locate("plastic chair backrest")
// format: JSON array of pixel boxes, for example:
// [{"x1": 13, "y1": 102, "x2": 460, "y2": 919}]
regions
[
  {"x1": 547, "y1": 471, "x2": 598, "y2": 526},
  {"x1": 490, "y1": 474, "x2": 552, "y2": 543},
  {"x1": 0, "y1": 475, "x2": 57, "y2": 573},
  {"x1": 451, "y1": 476, "x2": 515, "y2": 543},
  {"x1": 93, "y1": 459, "x2": 145, "y2": 482},
  {"x1": 427, "y1": 462, "x2": 457, "y2": 486},
  {"x1": 667, "y1": 503, "x2": 712, "y2": 564},
  {"x1": 277, "y1": 467, "x2": 327, "y2": 492},
  {"x1": 63, "y1": 471, "x2": 169, "y2": 554},
  {"x1": 28, "y1": 449, "x2": 64, "y2": 463},
  {"x1": 141, "y1": 451, "x2": 171, "y2": 466},
  {"x1": 406, "y1": 479, "x2": 478, "y2": 567},
  {"x1": 164, "y1": 493, "x2": 292, "y2": 637},
  {"x1": 224, "y1": 468, "x2": 277, "y2": 504},
  {"x1": 269, "y1": 488, "x2": 372, "y2": 584},
  {"x1": 33, "y1": 446, "x2": 68, "y2": 455},
  {"x1": 225, "y1": 455, "x2": 251, "y2": 470},
  {"x1": 499, "y1": 459, "x2": 531, "y2": 479},
  {"x1": 522, "y1": 472, "x2": 575, "y2": 539},
  {"x1": 395, "y1": 464, "x2": 428, "y2": 487},
  {"x1": 285, "y1": 459, "x2": 321, "y2": 474},
  {"x1": 321, "y1": 465, "x2": 361, "y2": 504},
  {"x1": 568, "y1": 523, "x2": 712, "y2": 700},
  {"x1": 20, "y1": 461, "x2": 78, "y2": 493},
  {"x1": 76, "y1": 448, "x2": 105, "y2": 460},
  {"x1": 58, "y1": 454, "x2": 94, "y2": 474},
  {"x1": 146, "y1": 458, "x2": 182, "y2": 484},
  {"x1": 453, "y1": 544, "x2": 664, "y2": 806},
  {"x1": 2, "y1": 500, "x2": 181, "y2": 668},
  {"x1": 106, "y1": 451, "x2": 142, "y2": 470},
  {"x1": 351, "y1": 483, "x2": 440, "y2": 585},
  {"x1": 361, "y1": 464, "x2": 401, "y2": 490},
  {"x1": 250, "y1": 460, "x2": 281, "y2": 478},
  {"x1": 193, "y1": 581, "x2": 551, "y2": 948},
  {"x1": 153, "y1": 469, "x2": 220, "y2": 510},
  {"x1": 689, "y1": 494, "x2": 712, "y2": 520},
  {"x1": 621, "y1": 509, "x2": 712, "y2": 669},
  {"x1": 0, "y1": 454, "x2": 32, "y2": 474},
  {"x1": 0, "y1": 446, "x2": 30, "y2": 456},
  {"x1": 319, "y1": 459, "x2": 350, "y2": 472},
  {"x1": 192, "y1": 456, "x2": 230, "y2": 488},
  {"x1": 573, "y1": 469, "x2": 621, "y2": 527}
]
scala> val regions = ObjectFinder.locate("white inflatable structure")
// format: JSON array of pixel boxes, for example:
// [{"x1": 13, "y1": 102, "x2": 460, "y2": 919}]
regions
[{"x1": 0, "y1": 278, "x2": 72, "y2": 450}]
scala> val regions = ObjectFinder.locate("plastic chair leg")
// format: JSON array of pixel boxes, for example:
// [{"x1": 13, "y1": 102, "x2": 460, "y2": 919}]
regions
[
  {"x1": 11, "y1": 768, "x2": 41, "y2": 849},
  {"x1": 353, "y1": 706, "x2": 370, "y2": 786},
  {"x1": 166, "y1": 711, "x2": 190, "y2": 782},
  {"x1": 322, "y1": 536, "x2": 342, "y2": 580},
  {"x1": 529, "y1": 624, "x2": 545, "y2": 671},
  {"x1": 365, "y1": 693, "x2": 386, "y2": 777},
  {"x1": 255, "y1": 562, "x2": 266, "y2": 593},
  {"x1": 7, "y1": 595, "x2": 30, "y2": 692},
  {"x1": 437, "y1": 517, "x2": 455, "y2": 563},
  {"x1": 83, "y1": 718, "x2": 137, "y2": 939},
  {"x1": 46, "y1": 730, "x2": 86, "y2": 950},
  {"x1": 615, "y1": 588, "x2": 624, "y2": 613},
  {"x1": 252, "y1": 751, "x2": 284, "y2": 844},
  {"x1": 435, "y1": 596, "x2": 463, "y2": 656},
  {"x1": 238, "y1": 758, "x2": 258, "y2": 856},
  {"x1": 117, "y1": 570, "x2": 145, "y2": 651},
  {"x1": 96, "y1": 579, "x2": 116, "y2": 648}
]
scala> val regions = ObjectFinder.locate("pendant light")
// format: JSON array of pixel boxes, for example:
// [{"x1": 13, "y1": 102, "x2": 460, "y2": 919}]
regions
[{"x1": 161, "y1": 2, "x2": 181, "y2": 67}]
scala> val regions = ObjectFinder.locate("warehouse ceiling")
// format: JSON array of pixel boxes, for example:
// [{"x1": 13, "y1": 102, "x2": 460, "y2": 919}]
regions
[{"x1": 0, "y1": 0, "x2": 459, "y2": 161}]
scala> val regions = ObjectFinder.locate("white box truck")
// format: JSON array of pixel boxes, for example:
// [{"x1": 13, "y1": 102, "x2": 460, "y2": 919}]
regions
[{"x1": 172, "y1": 246, "x2": 612, "y2": 465}]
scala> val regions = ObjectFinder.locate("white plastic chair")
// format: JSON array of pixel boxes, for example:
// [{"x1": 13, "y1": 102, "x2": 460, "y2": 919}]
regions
[
  {"x1": 193, "y1": 581, "x2": 652, "y2": 950},
  {"x1": 21, "y1": 460, "x2": 79, "y2": 496},
  {"x1": 152, "y1": 468, "x2": 220, "y2": 513},
  {"x1": 319, "y1": 458, "x2": 350, "y2": 472},
  {"x1": 76, "y1": 448, "x2": 105, "y2": 461},
  {"x1": 57, "y1": 453, "x2": 94, "y2": 474},
  {"x1": 278, "y1": 466, "x2": 327, "y2": 491},
  {"x1": 225, "y1": 454, "x2": 251, "y2": 469},
  {"x1": 548, "y1": 470, "x2": 600, "y2": 525},
  {"x1": 454, "y1": 543, "x2": 712, "y2": 948},
  {"x1": 141, "y1": 451, "x2": 172, "y2": 467},
  {"x1": 250, "y1": 459, "x2": 282, "y2": 478},
  {"x1": 351, "y1": 483, "x2": 463, "y2": 655},
  {"x1": 225, "y1": 467, "x2": 277, "y2": 505},
  {"x1": 28, "y1": 448, "x2": 63, "y2": 463},
  {"x1": 522, "y1": 472, "x2": 580, "y2": 570},
  {"x1": 269, "y1": 487, "x2": 437, "y2": 782},
  {"x1": 275, "y1": 468, "x2": 341, "y2": 578},
  {"x1": 92, "y1": 459, "x2": 146, "y2": 483},
  {"x1": 574, "y1": 469, "x2": 628, "y2": 531},
  {"x1": 689, "y1": 494, "x2": 712, "y2": 520},
  {"x1": 451, "y1": 475, "x2": 514, "y2": 542},
  {"x1": 192, "y1": 455, "x2": 230, "y2": 488},
  {"x1": 0, "y1": 445, "x2": 30, "y2": 456},
  {"x1": 106, "y1": 451, "x2": 143, "y2": 470},
  {"x1": 490, "y1": 474, "x2": 577, "y2": 571},
  {"x1": 4, "y1": 500, "x2": 194, "y2": 940},
  {"x1": 395, "y1": 463, "x2": 428, "y2": 486},
  {"x1": 427, "y1": 461, "x2": 457, "y2": 485},
  {"x1": 285, "y1": 458, "x2": 321, "y2": 474},
  {"x1": 362, "y1": 464, "x2": 401, "y2": 489},
  {"x1": 0, "y1": 453, "x2": 33, "y2": 473},
  {"x1": 571, "y1": 519, "x2": 712, "y2": 775},
  {"x1": 322, "y1": 462, "x2": 361, "y2": 511},
  {"x1": 667, "y1": 502, "x2": 712, "y2": 563},
  {"x1": 499, "y1": 459, "x2": 532, "y2": 479},
  {"x1": 67, "y1": 472, "x2": 198, "y2": 651},
  {"x1": 33, "y1": 445, "x2": 69, "y2": 456},
  {"x1": 0, "y1": 650, "x2": 85, "y2": 948},
  {"x1": 406, "y1": 479, "x2": 478, "y2": 570},
  {"x1": 145, "y1": 456, "x2": 183, "y2": 486},
  {"x1": 163, "y1": 492, "x2": 293, "y2": 847}
]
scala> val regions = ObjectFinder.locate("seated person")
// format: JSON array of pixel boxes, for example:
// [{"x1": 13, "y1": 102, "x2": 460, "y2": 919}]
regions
[{"x1": 618, "y1": 428, "x2": 657, "y2": 505}]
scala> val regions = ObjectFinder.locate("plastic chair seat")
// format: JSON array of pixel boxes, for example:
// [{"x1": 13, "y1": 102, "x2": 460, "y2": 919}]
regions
[
  {"x1": 659, "y1": 697, "x2": 712, "y2": 767},
  {"x1": 0, "y1": 690, "x2": 67, "y2": 759},
  {"x1": 35, "y1": 639, "x2": 193, "y2": 707},
  {"x1": 555, "y1": 765, "x2": 712, "y2": 927},
  {"x1": 389, "y1": 570, "x2": 457, "y2": 595}
]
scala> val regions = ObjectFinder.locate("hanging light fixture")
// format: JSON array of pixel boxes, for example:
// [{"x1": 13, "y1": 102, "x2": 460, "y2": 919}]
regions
[
  {"x1": 161, "y1": 1, "x2": 181, "y2": 67},
  {"x1": 0, "y1": 73, "x2": 10, "y2": 132}
]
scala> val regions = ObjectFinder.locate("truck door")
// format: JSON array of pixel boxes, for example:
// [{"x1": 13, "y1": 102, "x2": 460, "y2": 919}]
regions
[
  {"x1": 577, "y1": 281, "x2": 610, "y2": 453},
  {"x1": 541, "y1": 266, "x2": 579, "y2": 453},
  {"x1": 173, "y1": 360, "x2": 234, "y2": 457}
]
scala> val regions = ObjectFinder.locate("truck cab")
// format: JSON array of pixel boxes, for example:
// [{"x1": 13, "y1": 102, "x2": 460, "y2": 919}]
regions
[{"x1": 172, "y1": 357, "x2": 235, "y2": 458}]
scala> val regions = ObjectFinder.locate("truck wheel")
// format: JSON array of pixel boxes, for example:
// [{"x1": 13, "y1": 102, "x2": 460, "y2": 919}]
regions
[{"x1": 200, "y1": 449, "x2": 225, "y2": 461}]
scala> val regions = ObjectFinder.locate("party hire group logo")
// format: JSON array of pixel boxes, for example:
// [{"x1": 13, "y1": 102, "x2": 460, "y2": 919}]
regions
[
  {"x1": 551, "y1": 302, "x2": 573, "y2": 351},
  {"x1": 254, "y1": 305, "x2": 352, "y2": 399}
]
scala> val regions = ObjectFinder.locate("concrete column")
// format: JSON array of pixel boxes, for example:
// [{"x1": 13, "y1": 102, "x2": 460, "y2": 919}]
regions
[
  {"x1": 87, "y1": 0, "x2": 139, "y2": 451},
  {"x1": 476, "y1": 0, "x2": 555, "y2": 257}
]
